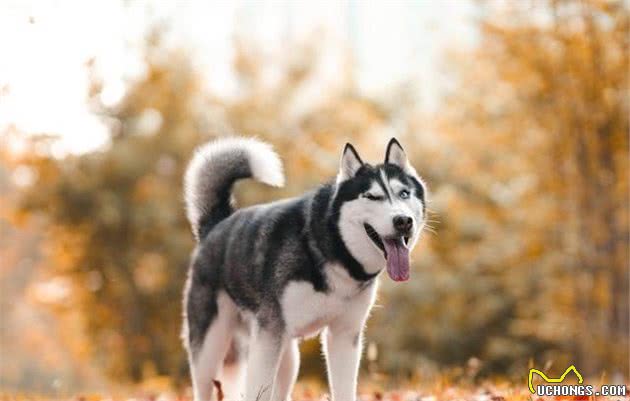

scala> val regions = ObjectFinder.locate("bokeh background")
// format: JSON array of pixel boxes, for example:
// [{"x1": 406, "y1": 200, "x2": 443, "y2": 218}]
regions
[{"x1": 0, "y1": 0, "x2": 628, "y2": 396}]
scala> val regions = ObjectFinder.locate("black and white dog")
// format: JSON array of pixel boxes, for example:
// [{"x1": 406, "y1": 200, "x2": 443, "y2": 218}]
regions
[{"x1": 182, "y1": 137, "x2": 427, "y2": 401}]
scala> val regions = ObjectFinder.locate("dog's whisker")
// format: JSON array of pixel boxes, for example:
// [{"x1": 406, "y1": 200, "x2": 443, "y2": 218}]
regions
[{"x1": 425, "y1": 227, "x2": 437, "y2": 233}]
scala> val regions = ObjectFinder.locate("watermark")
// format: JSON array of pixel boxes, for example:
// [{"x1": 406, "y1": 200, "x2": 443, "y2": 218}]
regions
[{"x1": 528, "y1": 365, "x2": 627, "y2": 397}]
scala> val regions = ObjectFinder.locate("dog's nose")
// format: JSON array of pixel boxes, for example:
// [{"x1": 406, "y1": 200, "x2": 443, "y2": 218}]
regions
[{"x1": 393, "y1": 215, "x2": 413, "y2": 234}]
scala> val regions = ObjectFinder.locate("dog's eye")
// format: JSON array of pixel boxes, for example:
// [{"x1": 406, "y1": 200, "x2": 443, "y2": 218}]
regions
[
  {"x1": 399, "y1": 189, "x2": 410, "y2": 199},
  {"x1": 363, "y1": 193, "x2": 384, "y2": 201}
]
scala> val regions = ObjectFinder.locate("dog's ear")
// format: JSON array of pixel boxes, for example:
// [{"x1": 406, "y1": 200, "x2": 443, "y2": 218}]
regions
[
  {"x1": 385, "y1": 138, "x2": 415, "y2": 174},
  {"x1": 385, "y1": 138, "x2": 407, "y2": 167},
  {"x1": 337, "y1": 143, "x2": 363, "y2": 183}
]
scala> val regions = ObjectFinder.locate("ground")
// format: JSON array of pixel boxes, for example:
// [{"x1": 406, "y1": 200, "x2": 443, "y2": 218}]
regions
[{"x1": 3, "y1": 380, "x2": 628, "y2": 401}]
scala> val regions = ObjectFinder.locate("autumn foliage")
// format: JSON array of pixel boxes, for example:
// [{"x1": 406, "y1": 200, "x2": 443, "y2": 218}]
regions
[{"x1": 0, "y1": 0, "x2": 627, "y2": 394}]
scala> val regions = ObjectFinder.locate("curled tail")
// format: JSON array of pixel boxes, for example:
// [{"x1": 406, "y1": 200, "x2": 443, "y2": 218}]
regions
[{"x1": 184, "y1": 137, "x2": 285, "y2": 241}]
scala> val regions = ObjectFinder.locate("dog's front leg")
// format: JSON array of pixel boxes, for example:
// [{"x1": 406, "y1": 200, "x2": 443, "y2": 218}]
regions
[
  {"x1": 322, "y1": 322, "x2": 364, "y2": 401},
  {"x1": 322, "y1": 284, "x2": 376, "y2": 401},
  {"x1": 245, "y1": 324, "x2": 286, "y2": 401}
]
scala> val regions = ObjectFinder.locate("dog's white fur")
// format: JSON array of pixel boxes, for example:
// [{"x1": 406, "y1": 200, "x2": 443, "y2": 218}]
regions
[
  {"x1": 184, "y1": 137, "x2": 285, "y2": 239},
  {"x1": 196, "y1": 266, "x2": 378, "y2": 401}
]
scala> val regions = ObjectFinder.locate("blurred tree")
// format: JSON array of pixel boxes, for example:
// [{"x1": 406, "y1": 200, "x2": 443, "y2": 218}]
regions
[
  {"x1": 17, "y1": 45, "x2": 202, "y2": 381},
  {"x1": 408, "y1": 0, "x2": 628, "y2": 377}
]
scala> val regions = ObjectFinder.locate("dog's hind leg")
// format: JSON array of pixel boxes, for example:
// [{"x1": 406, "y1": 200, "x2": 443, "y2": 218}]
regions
[
  {"x1": 218, "y1": 329, "x2": 247, "y2": 401},
  {"x1": 188, "y1": 292, "x2": 239, "y2": 401},
  {"x1": 273, "y1": 339, "x2": 299, "y2": 401}
]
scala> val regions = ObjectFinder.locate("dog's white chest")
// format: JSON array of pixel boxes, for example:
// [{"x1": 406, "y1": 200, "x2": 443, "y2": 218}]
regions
[{"x1": 280, "y1": 263, "x2": 376, "y2": 338}]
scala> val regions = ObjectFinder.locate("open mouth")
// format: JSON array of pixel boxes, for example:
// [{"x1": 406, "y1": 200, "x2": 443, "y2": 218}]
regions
[
  {"x1": 363, "y1": 224, "x2": 410, "y2": 255},
  {"x1": 363, "y1": 223, "x2": 411, "y2": 282},
  {"x1": 364, "y1": 223, "x2": 386, "y2": 255}
]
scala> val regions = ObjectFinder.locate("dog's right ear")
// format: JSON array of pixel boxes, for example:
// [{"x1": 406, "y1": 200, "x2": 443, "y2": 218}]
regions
[{"x1": 337, "y1": 143, "x2": 363, "y2": 183}]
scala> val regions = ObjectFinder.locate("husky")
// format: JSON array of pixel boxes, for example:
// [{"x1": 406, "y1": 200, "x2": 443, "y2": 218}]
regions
[{"x1": 182, "y1": 137, "x2": 427, "y2": 401}]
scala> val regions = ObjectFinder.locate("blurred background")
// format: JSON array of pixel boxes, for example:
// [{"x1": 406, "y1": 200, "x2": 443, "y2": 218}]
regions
[{"x1": 0, "y1": 0, "x2": 628, "y2": 395}]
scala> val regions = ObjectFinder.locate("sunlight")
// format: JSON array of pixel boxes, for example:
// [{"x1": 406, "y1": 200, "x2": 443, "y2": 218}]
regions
[{"x1": 0, "y1": 0, "x2": 475, "y2": 156}]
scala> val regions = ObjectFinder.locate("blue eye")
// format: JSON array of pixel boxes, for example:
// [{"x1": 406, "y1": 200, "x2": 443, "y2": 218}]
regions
[{"x1": 399, "y1": 189, "x2": 410, "y2": 199}]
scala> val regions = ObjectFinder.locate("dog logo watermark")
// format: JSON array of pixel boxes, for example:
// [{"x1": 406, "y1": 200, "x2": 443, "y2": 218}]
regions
[
  {"x1": 528, "y1": 365, "x2": 627, "y2": 397},
  {"x1": 528, "y1": 365, "x2": 583, "y2": 394}
]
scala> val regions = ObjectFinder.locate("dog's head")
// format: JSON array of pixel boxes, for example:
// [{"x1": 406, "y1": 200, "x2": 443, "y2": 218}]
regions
[{"x1": 334, "y1": 138, "x2": 427, "y2": 282}]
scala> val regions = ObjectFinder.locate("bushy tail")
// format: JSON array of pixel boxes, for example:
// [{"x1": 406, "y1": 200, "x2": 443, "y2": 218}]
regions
[{"x1": 184, "y1": 137, "x2": 285, "y2": 241}]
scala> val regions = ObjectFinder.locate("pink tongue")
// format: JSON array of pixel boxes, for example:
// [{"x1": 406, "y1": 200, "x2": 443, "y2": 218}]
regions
[{"x1": 383, "y1": 239, "x2": 410, "y2": 282}]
